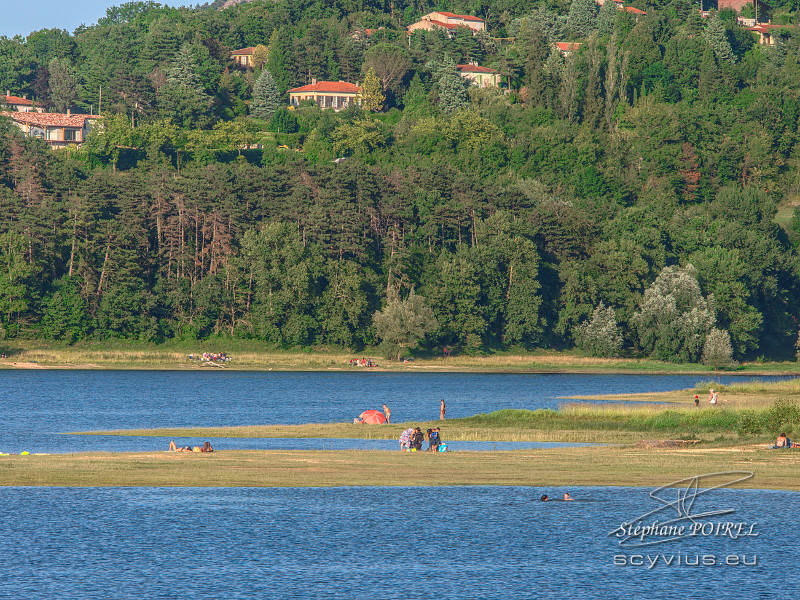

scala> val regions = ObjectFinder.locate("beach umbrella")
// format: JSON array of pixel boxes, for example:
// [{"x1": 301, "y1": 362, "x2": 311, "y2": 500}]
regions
[{"x1": 359, "y1": 409, "x2": 387, "y2": 424}]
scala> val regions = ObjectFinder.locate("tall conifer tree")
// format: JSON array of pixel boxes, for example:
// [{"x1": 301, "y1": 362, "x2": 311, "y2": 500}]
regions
[{"x1": 251, "y1": 69, "x2": 281, "y2": 119}]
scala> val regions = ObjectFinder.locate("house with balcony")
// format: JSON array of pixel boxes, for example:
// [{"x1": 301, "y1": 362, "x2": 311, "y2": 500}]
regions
[
  {"x1": 1, "y1": 110, "x2": 101, "y2": 148},
  {"x1": 230, "y1": 47, "x2": 256, "y2": 68},
  {"x1": 288, "y1": 80, "x2": 361, "y2": 111}
]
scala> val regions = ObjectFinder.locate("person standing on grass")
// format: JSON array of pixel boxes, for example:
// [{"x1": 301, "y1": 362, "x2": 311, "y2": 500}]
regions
[
  {"x1": 709, "y1": 389, "x2": 718, "y2": 405},
  {"x1": 383, "y1": 404, "x2": 391, "y2": 424},
  {"x1": 694, "y1": 395, "x2": 700, "y2": 407},
  {"x1": 440, "y1": 399, "x2": 446, "y2": 420}
]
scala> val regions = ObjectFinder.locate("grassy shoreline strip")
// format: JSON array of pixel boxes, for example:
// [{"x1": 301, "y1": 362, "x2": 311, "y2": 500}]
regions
[
  {"x1": 3, "y1": 342, "x2": 800, "y2": 373},
  {"x1": 1, "y1": 446, "x2": 798, "y2": 490}
]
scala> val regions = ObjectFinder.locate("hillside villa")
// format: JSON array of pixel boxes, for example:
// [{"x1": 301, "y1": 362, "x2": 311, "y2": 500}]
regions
[
  {"x1": 407, "y1": 12, "x2": 486, "y2": 35},
  {"x1": 0, "y1": 110, "x2": 101, "y2": 148},
  {"x1": 288, "y1": 80, "x2": 361, "y2": 111},
  {"x1": 457, "y1": 63, "x2": 500, "y2": 88},
  {"x1": 3, "y1": 92, "x2": 43, "y2": 113},
  {"x1": 230, "y1": 47, "x2": 255, "y2": 68}
]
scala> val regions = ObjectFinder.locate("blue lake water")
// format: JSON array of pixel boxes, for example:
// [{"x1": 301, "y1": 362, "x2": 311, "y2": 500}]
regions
[
  {"x1": 0, "y1": 485, "x2": 782, "y2": 599},
  {"x1": 0, "y1": 370, "x2": 788, "y2": 453},
  {"x1": 1, "y1": 371, "x2": 793, "y2": 597}
]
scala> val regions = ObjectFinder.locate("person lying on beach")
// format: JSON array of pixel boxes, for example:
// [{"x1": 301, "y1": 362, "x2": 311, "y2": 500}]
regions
[
  {"x1": 168, "y1": 441, "x2": 192, "y2": 452},
  {"x1": 773, "y1": 433, "x2": 796, "y2": 448},
  {"x1": 201, "y1": 441, "x2": 213, "y2": 452}
]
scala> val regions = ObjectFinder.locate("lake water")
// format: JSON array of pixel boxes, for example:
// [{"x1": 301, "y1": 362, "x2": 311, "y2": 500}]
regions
[
  {"x1": 0, "y1": 370, "x2": 787, "y2": 453},
  {"x1": 1, "y1": 371, "x2": 792, "y2": 597},
  {"x1": 0, "y1": 485, "x2": 782, "y2": 599}
]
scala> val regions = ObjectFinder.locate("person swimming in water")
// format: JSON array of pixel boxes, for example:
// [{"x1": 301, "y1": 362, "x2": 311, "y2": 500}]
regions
[
  {"x1": 540, "y1": 495, "x2": 549, "y2": 501},
  {"x1": 563, "y1": 492, "x2": 574, "y2": 500}
]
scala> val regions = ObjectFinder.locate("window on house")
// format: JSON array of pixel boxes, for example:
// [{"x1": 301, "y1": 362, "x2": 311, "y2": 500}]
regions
[
  {"x1": 65, "y1": 129, "x2": 78, "y2": 141},
  {"x1": 30, "y1": 127, "x2": 44, "y2": 138}
]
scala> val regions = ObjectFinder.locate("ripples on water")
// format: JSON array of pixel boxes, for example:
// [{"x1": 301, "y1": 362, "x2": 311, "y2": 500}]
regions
[{"x1": 0, "y1": 486, "x2": 780, "y2": 599}]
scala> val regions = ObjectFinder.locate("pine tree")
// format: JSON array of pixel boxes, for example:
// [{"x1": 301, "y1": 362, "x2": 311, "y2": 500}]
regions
[
  {"x1": 359, "y1": 67, "x2": 384, "y2": 112},
  {"x1": 265, "y1": 29, "x2": 291, "y2": 92},
  {"x1": 567, "y1": 0, "x2": 598, "y2": 38},
  {"x1": 597, "y1": 0, "x2": 618, "y2": 37},
  {"x1": 48, "y1": 58, "x2": 78, "y2": 113},
  {"x1": 703, "y1": 14, "x2": 735, "y2": 64},
  {"x1": 431, "y1": 55, "x2": 468, "y2": 114},
  {"x1": 251, "y1": 69, "x2": 281, "y2": 119},
  {"x1": 402, "y1": 73, "x2": 428, "y2": 112}
]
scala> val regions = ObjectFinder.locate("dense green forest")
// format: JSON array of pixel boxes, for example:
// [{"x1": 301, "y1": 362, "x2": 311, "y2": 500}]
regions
[{"x1": 2, "y1": 0, "x2": 800, "y2": 361}]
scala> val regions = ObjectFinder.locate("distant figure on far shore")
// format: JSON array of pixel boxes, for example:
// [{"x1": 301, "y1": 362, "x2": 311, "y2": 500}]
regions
[
  {"x1": 694, "y1": 395, "x2": 700, "y2": 407},
  {"x1": 383, "y1": 404, "x2": 391, "y2": 424},
  {"x1": 440, "y1": 399, "x2": 446, "y2": 420}
]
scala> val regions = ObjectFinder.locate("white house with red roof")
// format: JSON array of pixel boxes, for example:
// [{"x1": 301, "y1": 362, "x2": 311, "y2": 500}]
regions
[
  {"x1": 407, "y1": 12, "x2": 486, "y2": 35},
  {"x1": 457, "y1": 63, "x2": 501, "y2": 88},
  {"x1": 0, "y1": 110, "x2": 102, "y2": 148},
  {"x1": 3, "y1": 92, "x2": 43, "y2": 113},
  {"x1": 287, "y1": 80, "x2": 361, "y2": 111}
]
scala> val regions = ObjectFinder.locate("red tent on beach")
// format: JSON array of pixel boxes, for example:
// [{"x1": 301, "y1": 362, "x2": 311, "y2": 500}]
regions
[{"x1": 359, "y1": 410, "x2": 387, "y2": 424}]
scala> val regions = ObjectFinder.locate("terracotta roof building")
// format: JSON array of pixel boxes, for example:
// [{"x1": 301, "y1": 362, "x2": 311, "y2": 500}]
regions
[
  {"x1": 1, "y1": 110, "x2": 102, "y2": 148},
  {"x1": 748, "y1": 23, "x2": 796, "y2": 44},
  {"x1": 288, "y1": 80, "x2": 361, "y2": 111},
  {"x1": 407, "y1": 12, "x2": 486, "y2": 35},
  {"x1": 230, "y1": 47, "x2": 256, "y2": 68},
  {"x1": 457, "y1": 63, "x2": 501, "y2": 88},
  {"x1": 555, "y1": 42, "x2": 582, "y2": 56},
  {"x1": 3, "y1": 92, "x2": 43, "y2": 113}
]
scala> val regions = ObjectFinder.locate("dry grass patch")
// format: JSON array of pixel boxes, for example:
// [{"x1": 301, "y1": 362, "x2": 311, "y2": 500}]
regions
[{"x1": 2, "y1": 445, "x2": 799, "y2": 489}]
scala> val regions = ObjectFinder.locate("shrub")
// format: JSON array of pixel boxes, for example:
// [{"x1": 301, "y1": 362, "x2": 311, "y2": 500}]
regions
[
  {"x1": 574, "y1": 302, "x2": 623, "y2": 357},
  {"x1": 736, "y1": 410, "x2": 762, "y2": 436},
  {"x1": 702, "y1": 328, "x2": 737, "y2": 368},
  {"x1": 762, "y1": 397, "x2": 800, "y2": 434}
]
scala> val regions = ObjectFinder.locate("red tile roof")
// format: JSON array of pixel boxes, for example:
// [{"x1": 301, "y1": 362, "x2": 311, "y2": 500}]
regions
[
  {"x1": 457, "y1": 64, "x2": 498, "y2": 73},
  {"x1": 4, "y1": 94, "x2": 34, "y2": 106},
  {"x1": 555, "y1": 42, "x2": 582, "y2": 52},
  {"x1": 427, "y1": 19, "x2": 464, "y2": 30},
  {"x1": 1, "y1": 111, "x2": 101, "y2": 127},
  {"x1": 230, "y1": 47, "x2": 256, "y2": 55},
  {"x1": 625, "y1": 6, "x2": 647, "y2": 13},
  {"x1": 435, "y1": 11, "x2": 485, "y2": 22},
  {"x1": 288, "y1": 81, "x2": 361, "y2": 94}
]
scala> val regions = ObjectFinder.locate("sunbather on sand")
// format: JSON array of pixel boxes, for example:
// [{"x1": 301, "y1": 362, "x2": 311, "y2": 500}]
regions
[{"x1": 168, "y1": 441, "x2": 192, "y2": 452}]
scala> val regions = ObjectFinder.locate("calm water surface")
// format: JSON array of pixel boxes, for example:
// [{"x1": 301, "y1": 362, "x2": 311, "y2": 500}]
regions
[
  {"x1": 0, "y1": 485, "x2": 781, "y2": 599},
  {"x1": 0, "y1": 370, "x2": 786, "y2": 453}
]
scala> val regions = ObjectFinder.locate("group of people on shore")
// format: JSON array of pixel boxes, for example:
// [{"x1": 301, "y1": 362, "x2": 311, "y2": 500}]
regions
[
  {"x1": 348, "y1": 358, "x2": 377, "y2": 367},
  {"x1": 169, "y1": 441, "x2": 214, "y2": 453},
  {"x1": 692, "y1": 389, "x2": 720, "y2": 406},
  {"x1": 399, "y1": 427, "x2": 445, "y2": 452},
  {"x1": 188, "y1": 353, "x2": 230, "y2": 362}
]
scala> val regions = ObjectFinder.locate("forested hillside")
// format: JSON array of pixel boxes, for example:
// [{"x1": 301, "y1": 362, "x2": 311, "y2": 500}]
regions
[{"x1": 1, "y1": 0, "x2": 800, "y2": 361}]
